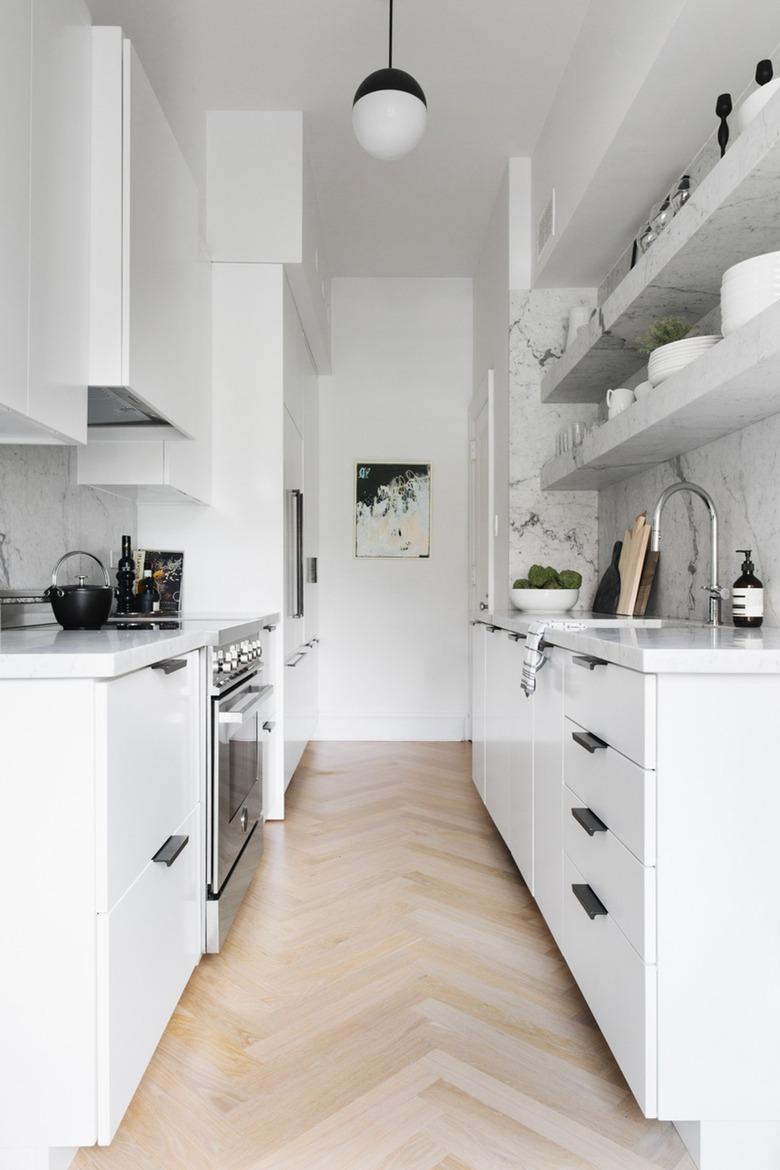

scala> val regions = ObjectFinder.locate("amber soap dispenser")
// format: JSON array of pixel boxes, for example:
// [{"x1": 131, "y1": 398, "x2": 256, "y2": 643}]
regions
[{"x1": 732, "y1": 549, "x2": 763, "y2": 628}]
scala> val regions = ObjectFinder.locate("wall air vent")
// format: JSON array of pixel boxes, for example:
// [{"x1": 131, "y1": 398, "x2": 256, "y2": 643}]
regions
[{"x1": 537, "y1": 188, "x2": 556, "y2": 261}]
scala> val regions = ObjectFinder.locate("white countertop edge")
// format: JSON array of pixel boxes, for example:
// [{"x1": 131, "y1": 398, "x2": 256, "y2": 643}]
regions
[
  {"x1": 0, "y1": 614, "x2": 279, "y2": 679},
  {"x1": 473, "y1": 612, "x2": 780, "y2": 673}
]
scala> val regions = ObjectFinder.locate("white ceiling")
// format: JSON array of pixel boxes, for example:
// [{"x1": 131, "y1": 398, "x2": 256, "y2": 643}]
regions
[{"x1": 84, "y1": 0, "x2": 590, "y2": 276}]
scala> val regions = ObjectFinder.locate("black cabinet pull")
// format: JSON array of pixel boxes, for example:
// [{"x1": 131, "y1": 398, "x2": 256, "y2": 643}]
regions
[
  {"x1": 262, "y1": 720, "x2": 276, "y2": 733},
  {"x1": 151, "y1": 658, "x2": 187, "y2": 675},
  {"x1": 572, "y1": 883, "x2": 608, "y2": 919},
  {"x1": 486, "y1": 625, "x2": 501, "y2": 634},
  {"x1": 508, "y1": 632, "x2": 526, "y2": 641},
  {"x1": 262, "y1": 623, "x2": 277, "y2": 632},
  {"x1": 571, "y1": 806, "x2": 608, "y2": 836},
  {"x1": 572, "y1": 655, "x2": 609, "y2": 671},
  {"x1": 572, "y1": 729, "x2": 608, "y2": 754},
  {"x1": 152, "y1": 834, "x2": 189, "y2": 867}
]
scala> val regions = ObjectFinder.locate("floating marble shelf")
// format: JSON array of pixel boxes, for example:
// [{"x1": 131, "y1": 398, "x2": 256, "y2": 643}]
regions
[
  {"x1": 541, "y1": 87, "x2": 780, "y2": 404},
  {"x1": 541, "y1": 299, "x2": 780, "y2": 490}
]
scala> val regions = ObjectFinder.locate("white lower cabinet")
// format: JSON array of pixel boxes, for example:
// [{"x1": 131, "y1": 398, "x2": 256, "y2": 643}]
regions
[
  {"x1": 563, "y1": 854, "x2": 657, "y2": 1115},
  {"x1": 470, "y1": 622, "x2": 486, "y2": 801},
  {"x1": 0, "y1": 652, "x2": 203, "y2": 1155},
  {"x1": 475, "y1": 622, "x2": 780, "y2": 1167},
  {"x1": 97, "y1": 804, "x2": 201, "y2": 1142},
  {"x1": 284, "y1": 640, "x2": 318, "y2": 787}
]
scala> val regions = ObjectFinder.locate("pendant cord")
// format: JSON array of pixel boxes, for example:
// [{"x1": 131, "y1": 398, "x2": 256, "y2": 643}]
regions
[{"x1": 388, "y1": 0, "x2": 393, "y2": 68}]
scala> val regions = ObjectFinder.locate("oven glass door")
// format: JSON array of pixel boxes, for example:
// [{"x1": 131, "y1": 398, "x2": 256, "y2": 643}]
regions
[{"x1": 213, "y1": 681, "x2": 271, "y2": 893}]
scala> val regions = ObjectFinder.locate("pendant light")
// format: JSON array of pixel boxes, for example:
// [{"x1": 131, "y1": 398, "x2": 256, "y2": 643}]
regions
[{"x1": 352, "y1": 0, "x2": 427, "y2": 161}]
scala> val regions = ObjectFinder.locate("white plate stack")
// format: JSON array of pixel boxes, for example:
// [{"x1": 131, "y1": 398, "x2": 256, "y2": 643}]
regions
[
  {"x1": 721, "y1": 252, "x2": 780, "y2": 336},
  {"x1": 647, "y1": 335, "x2": 721, "y2": 387}
]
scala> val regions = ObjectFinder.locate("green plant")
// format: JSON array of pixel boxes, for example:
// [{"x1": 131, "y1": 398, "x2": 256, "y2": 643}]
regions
[
  {"x1": 636, "y1": 316, "x2": 698, "y2": 355},
  {"x1": 512, "y1": 565, "x2": 582, "y2": 591}
]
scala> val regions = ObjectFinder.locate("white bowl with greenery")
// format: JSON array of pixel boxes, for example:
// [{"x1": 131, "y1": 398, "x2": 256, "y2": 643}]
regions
[{"x1": 510, "y1": 588, "x2": 580, "y2": 613}]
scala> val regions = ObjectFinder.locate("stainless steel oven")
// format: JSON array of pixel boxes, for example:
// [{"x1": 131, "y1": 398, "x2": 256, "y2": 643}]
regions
[{"x1": 206, "y1": 625, "x2": 273, "y2": 952}]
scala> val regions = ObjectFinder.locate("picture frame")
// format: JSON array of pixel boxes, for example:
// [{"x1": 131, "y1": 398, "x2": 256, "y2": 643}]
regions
[{"x1": 354, "y1": 462, "x2": 431, "y2": 558}]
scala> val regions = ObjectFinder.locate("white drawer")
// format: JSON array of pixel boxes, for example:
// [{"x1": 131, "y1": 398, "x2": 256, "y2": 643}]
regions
[
  {"x1": 564, "y1": 785, "x2": 655, "y2": 961},
  {"x1": 564, "y1": 717, "x2": 655, "y2": 863},
  {"x1": 564, "y1": 653, "x2": 655, "y2": 768},
  {"x1": 97, "y1": 650, "x2": 200, "y2": 910},
  {"x1": 97, "y1": 804, "x2": 201, "y2": 1144},
  {"x1": 563, "y1": 855, "x2": 657, "y2": 1117}
]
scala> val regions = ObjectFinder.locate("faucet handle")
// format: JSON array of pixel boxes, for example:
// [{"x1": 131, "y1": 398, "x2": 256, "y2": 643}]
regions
[{"x1": 702, "y1": 584, "x2": 729, "y2": 600}]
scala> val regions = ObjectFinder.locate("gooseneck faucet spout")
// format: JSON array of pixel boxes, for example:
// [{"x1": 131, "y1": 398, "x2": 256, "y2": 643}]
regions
[{"x1": 650, "y1": 481, "x2": 724, "y2": 626}]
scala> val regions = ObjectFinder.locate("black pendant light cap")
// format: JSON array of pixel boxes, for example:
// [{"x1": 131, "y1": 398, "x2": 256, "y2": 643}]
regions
[{"x1": 353, "y1": 67, "x2": 427, "y2": 108}]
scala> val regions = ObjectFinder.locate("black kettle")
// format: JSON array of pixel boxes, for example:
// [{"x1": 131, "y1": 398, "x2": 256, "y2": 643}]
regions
[{"x1": 44, "y1": 550, "x2": 115, "y2": 630}]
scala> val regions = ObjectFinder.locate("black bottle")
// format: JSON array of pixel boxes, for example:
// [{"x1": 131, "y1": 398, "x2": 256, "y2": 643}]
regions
[
  {"x1": 115, "y1": 535, "x2": 136, "y2": 615},
  {"x1": 135, "y1": 569, "x2": 158, "y2": 614},
  {"x1": 732, "y1": 549, "x2": 763, "y2": 628}
]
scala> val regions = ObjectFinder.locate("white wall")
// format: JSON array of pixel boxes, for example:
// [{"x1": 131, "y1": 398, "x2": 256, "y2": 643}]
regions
[{"x1": 317, "y1": 277, "x2": 472, "y2": 741}]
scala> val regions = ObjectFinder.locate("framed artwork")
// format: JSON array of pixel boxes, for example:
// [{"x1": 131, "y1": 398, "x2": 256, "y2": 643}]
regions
[
  {"x1": 354, "y1": 462, "x2": 431, "y2": 558},
  {"x1": 143, "y1": 550, "x2": 184, "y2": 613}
]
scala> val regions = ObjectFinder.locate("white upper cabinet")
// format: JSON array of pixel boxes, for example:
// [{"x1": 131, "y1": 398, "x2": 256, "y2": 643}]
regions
[
  {"x1": 0, "y1": 0, "x2": 89, "y2": 444},
  {"x1": 90, "y1": 28, "x2": 202, "y2": 439}
]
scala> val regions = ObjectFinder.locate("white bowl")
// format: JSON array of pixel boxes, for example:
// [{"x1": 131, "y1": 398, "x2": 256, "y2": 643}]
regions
[
  {"x1": 723, "y1": 252, "x2": 780, "y2": 282},
  {"x1": 736, "y1": 80, "x2": 780, "y2": 134},
  {"x1": 510, "y1": 588, "x2": 580, "y2": 613},
  {"x1": 647, "y1": 336, "x2": 720, "y2": 386}
]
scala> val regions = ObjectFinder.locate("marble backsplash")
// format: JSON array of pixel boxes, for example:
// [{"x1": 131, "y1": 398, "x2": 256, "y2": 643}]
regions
[
  {"x1": 0, "y1": 446, "x2": 136, "y2": 594},
  {"x1": 598, "y1": 412, "x2": 780, "y2": 625},
  {"x1": 509, "y1": 289, "x2": 600, "y2": 601}
]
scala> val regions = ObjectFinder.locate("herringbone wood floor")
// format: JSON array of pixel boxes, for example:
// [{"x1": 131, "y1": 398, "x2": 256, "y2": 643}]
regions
[{"x1": 75, "y1": 741, "x2": 694, "y2": 1170}]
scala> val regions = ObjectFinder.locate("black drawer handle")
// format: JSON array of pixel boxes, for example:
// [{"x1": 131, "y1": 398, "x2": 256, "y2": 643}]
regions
[
  {"x1": 572, "y1": 883, "x2": 608, "y2": 919},
  {"x1": 508, "y1": 632, "x2": 526, "y2": 642},
  {"x1": 262, "y1": 623, "x2": 277, "y2": 632},
  {"x1": 572, "y1": 655, "x2": 609, "y2": 671},
  {"x1": 152, "y1": 834, "x2": 189, "y2": 867},
  {"x1": 572, "y1": 729, "x2": 608, "y2": 754},
  {"x1": 151, "y1": 658, "x2": 187, "y2": 675},
  {"x1": 486, "y1": 625, "x2": 501, "y2": 634},
  {"x1": 571, "y1": 806, "x2": 608, "y2": 836},
  {"x1": 262, "y1": 720, "x2": 275, "y2": 733}
]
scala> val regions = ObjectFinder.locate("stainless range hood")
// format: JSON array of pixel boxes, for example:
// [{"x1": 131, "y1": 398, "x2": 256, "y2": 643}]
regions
[{"x1": 88, "y1": 386, "x2": 173, "y2": 430}]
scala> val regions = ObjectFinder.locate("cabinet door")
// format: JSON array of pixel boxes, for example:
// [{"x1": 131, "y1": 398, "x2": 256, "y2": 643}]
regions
[
  {"x1": 27, "y1": 0, "x2": 90, "y2": 442},
  {"x1": 284, "y1": 645, "x2": 309, "y2": 788},
  {"x1": 125, "y1": 43, "x2": 201, "y2": 437},
  {"x1": 485, "y1": 628, "x2": 511, "y2": 846},
  {"x1": 0, "y1": 1, "x2": 31, "y2": 417},
  {"x1": 96, "y1": 651, "x2": 200, "y2": 910},
  {"x1": 97, "y1": 804, "x2": 201, "y2": 1144},
  {"x1": 470, "y1": 623, "x2": 487, "y2": 801},
  {"x1": 533, "y1": 645, "x2": 565, "y2": 945},
  {"x1": 507, "y1": 636, "x2": 533, "y2": 889}
]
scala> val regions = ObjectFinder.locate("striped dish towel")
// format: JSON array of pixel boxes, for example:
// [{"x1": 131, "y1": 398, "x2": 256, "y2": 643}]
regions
[{"x1": 521, "y1": 618, "x2": 588, "y2": 697}]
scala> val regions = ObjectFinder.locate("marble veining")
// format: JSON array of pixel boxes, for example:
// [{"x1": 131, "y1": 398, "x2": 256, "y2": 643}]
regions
[
  {"x1": 599, "y1": 413, "x2": 780, "y2": 625},
  {"x1": 0, "y1": 446, "x2": 135, "y2": 591},
  {"x1": 509, "y1": 289, "x2": 599, "y2": 602}
]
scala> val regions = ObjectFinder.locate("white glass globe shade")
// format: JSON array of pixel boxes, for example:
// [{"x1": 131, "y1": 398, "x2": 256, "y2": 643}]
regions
[{"x1": 352, "y1": 88, "x2": 427, "y2": 161}]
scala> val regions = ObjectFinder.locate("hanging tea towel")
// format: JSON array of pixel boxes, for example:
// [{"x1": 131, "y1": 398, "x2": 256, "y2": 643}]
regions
[{"x1": 521, "y1": 618, "x2": 587, "y2": 697}]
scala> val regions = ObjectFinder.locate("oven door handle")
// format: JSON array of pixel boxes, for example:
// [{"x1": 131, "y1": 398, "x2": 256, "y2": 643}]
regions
[{"x1": 217, "y1": 690, "x2": 265, "y2": 725}]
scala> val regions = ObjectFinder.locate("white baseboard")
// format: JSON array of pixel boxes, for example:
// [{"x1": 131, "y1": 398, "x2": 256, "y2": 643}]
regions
[{"x1": 315, "y1": 714, "x2": 468, "y2": 742}]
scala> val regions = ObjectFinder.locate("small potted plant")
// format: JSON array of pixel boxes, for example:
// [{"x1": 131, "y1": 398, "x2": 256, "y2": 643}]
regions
[
  {"x1": 511, "y1": 565, "x2": 582, "y2": 613},
  {"x1": 637, "y1": 316, "x2": 721, "y2": 387}
]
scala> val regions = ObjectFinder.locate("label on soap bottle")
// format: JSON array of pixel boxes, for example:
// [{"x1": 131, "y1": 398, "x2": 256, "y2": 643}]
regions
[{"x1": 732, "y1": 587, "x2": 764, "y2": 618}]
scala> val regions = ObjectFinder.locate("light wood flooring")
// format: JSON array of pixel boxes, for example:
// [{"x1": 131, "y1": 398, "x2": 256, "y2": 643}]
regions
[{"x1": 74, "y1": 741, "x2": 694, "y2": 1170}]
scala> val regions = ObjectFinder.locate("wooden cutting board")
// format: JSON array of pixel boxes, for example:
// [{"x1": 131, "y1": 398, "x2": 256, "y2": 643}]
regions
[
  {"x1": 634, "y1": 549, "x2": 659, "y2": 616},
  {"x1": 617, "y1": 515, "x2": 651, "y2": 615}
]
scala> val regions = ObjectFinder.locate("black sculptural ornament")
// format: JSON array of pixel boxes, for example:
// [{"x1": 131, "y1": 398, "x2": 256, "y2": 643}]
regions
[
  {"x1": 716, "y1": 92, "x2": 733, "y2": 157},
  {"x1": 756, "y1": 59, "x2": 774, "y2": 86}
]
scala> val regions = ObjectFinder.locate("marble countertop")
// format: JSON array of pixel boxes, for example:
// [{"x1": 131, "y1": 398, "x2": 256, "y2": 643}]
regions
[
  {"x1": 0, "y1": 614, "x2": 278, "y2": 679},
  {"x1": 474, "y1": 610, "x2": 780, "y2": 673}
]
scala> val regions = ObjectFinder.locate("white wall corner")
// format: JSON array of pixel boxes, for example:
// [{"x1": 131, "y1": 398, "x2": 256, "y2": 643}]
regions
[
  {"x1": 508, "y1": 157, "x2": 532, "y2": 290},
  {"x1": 206, "y1": 110, "x2": 303, "y2": 262}
]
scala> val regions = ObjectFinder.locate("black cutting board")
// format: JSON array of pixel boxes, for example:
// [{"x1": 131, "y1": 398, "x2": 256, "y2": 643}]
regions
[{"x1": 592, "y1": 540, "x2": 622, "y2": 614}]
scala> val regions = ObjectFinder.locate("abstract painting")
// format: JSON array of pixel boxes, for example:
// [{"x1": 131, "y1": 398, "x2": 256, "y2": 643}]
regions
[
  {"x1": 354, "y1": 463, "x2": 431, "y2": 558},
  {"x1": 143, "y1": 550, "x2": 184, "y2": 613}
]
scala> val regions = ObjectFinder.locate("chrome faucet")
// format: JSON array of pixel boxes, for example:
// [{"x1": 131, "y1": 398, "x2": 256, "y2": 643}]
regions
[{"x1": 650, "y1": 481, "x2": 725, "y2": 626}]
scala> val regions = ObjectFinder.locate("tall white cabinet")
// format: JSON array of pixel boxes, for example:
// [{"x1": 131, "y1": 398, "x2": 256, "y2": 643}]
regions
[{"x1": 0, "y1": 0, "x2": 90, "y2": 443}]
